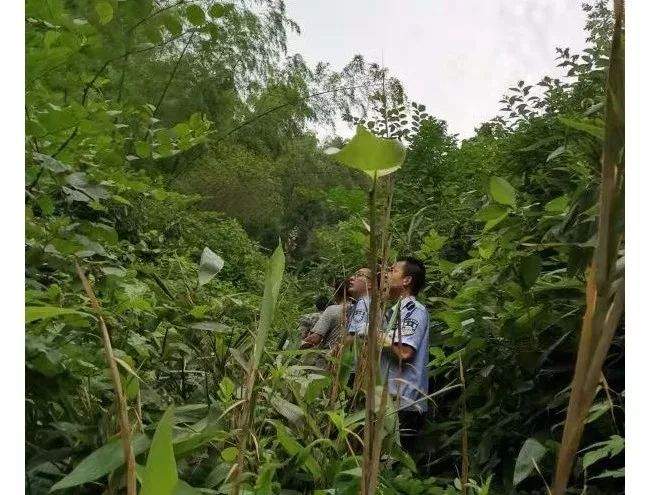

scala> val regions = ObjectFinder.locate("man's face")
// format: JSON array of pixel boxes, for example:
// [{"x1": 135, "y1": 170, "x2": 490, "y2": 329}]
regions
[
  {"x1": 387, "y1": 261, "x2": 410, "y2": 297},
  {"x1": 348, "y1": 268, "x2": 371, "y2": 297}
]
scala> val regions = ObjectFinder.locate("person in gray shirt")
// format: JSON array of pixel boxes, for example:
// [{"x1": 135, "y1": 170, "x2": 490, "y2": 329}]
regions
[
  {"x1": 379, "y1": 257, "x2": 429, "y2": 456},
  {"x1": 300, "y1": 279, "x2": 350, "y2": 350}
]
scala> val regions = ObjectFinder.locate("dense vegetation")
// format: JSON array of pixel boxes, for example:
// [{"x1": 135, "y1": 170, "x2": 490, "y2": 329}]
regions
[{"x1": 25, "y1": 1, "x2": 624, "y2": 494}]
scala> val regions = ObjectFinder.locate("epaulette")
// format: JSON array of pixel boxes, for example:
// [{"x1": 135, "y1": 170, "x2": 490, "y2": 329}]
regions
[{"x1": 404, "y1": 300, "x2": 416, "y2": 318}]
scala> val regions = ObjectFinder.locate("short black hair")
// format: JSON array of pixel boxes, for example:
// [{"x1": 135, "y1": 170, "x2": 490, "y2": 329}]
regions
[{"x1": 399, "y1": 257, "x2": 426, "y2": 295}]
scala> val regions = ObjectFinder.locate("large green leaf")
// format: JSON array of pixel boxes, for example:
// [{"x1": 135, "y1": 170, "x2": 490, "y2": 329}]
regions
[
  {"x1": 141, "y1": 407, "x2": 178, "y2": 495},
  {"x1": 489, "y1": 176, "x2": 517, "y2": 207},
  {"x1": 51, "y1": 434, "x2": 150, "y2": 491},
  {"x1": 327, "y1": 125, "x2": 405, "y2": 177},
  {"x1": 519, "y1": 255, "x2": 542, "y2": 289},
  {"x1": 186, "y1": 4, "x2": 205, "y2": 25},
  {"x1": 513, "y1": 438, "x2": 547, "y2": 486},
  {"x1": 25, "y1": 306, "x2": 89, "y2": 323},
  {"x1": 251, "y1": 243, "x2": 285, "y2": 369}
]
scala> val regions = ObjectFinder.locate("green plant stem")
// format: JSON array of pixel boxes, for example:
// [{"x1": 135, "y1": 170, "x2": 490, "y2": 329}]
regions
[{"x1": 75, "y1": 262, "x2": 137, "y2": 495}]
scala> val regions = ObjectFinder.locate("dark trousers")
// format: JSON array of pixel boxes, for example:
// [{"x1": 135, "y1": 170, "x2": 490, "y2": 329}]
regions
[{"x1": 398, "y1": 409, "x2": 425, "y2": 457}]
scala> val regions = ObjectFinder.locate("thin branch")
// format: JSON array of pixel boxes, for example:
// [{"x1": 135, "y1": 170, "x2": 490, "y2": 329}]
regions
[
  {"x1": 82, "y1": 29, "x2": 197, "y2": 106},
  {"x1": 142, "y1": 31, "x2": 196, "y2": 139},
  {"x1": 126, "y1": 0, "x2": 187, "y2": 34},
  {"x1": 211, "y1": 82, "x2": 379, "y2": 144}
]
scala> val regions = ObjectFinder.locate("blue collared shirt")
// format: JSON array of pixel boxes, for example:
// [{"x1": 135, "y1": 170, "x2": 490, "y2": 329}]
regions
[
  {"x1": 380, "y1": 296, "x2": 430, "y2": 412},
  {"x1": 347, "y1": 295, "x2": 370, "y2": 336}
]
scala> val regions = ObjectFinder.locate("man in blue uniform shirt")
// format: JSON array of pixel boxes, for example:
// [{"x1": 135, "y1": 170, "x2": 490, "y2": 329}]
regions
[
  {"x1": 379, "y1": 257, "x2": 429, "y2": 455},
  {"x1": 346, "y1": 267, "x2": 372, "y2": 336}
]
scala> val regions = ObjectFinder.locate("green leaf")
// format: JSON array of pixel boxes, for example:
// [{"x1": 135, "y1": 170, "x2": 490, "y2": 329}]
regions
[
  {"x1": 95, "y1": 2, "x2": 113, "y2": 24},
  {"x1": 558, "y1": 116, "x2": 605, "y2": 140},
  {"x1": 25, "y1": 306, "x2": 88, "y2": 323},
  {"x1": 475, "y1": 204, "x2": 507, "y2": 221},
  {"x1": 186, "y1": 4, "x2": 205, "y2": 26},
  {"x1": 268, "y1": 393, "x2": 305, "y2": 424},
  {"x1": 590, "y1": 467, "x2": 624, "y2": 480},
  {"x1": 51, "y1": 434, "x2": 150, "y2": 490},
  {"x1": 519, "y1": 255, "x2": 542, "y2": 289},
  {"x1": 141, "y1": 407, "x2": 178, "y2": 495},
  {"x1": 419, "y1": 228, "x2": 447, "y2": 255},
  {"x1": 198, "y1": 247, "x2": 224, "y2": 286},
  {"x1": 173, "y1": 480, "x2": 202, "y2": 495},
  {"x1": 164, "y1": 15, "x2": 183, "y2": 36},
  {"x1": 135, "y1": 141, "x2": 151, "y2": 158},
  {"x1": 221, "y1": 446, "x2": 238, "y2": 463},
  {"x1": 544, "y1": 196, "x2": 569, "y2": 214},
  {"x1": 254, "y1": 462, "x2": 279, "y2": 495},
  {"x1": 328, "y1": 125, "x2": 405, "y2": 177},
  {"x1": 251, "y1": 243, "x2": 285, "y2": 369},
  {"x1": 270, "y1": 421, "x2": 321, "y2": 479},
  {"x1": 36, "y1": 195, "x2": 55, "y2": 216},
  {"x1": 513, "y1": 438, "x2": 547, "y2": 486},
  {"x1": 546, "y1": 145, "x2": 566, "y2": 162},
  {"x1": 582, "y1": 435, "x2": 624, "y2": 470},
  {"x1": 489, "y1": 176, "x2": 516, "y2": 207},
  {"x1": 33, "y1": 152, "x2": 70, "y2": 173},
  {"x1": 483, "y1": 212, "x2": 508, "y2": 232}
]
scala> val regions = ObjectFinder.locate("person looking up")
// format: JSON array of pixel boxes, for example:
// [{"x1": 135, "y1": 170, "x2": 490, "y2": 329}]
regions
[
  {"x1": 379, "y1": 257, "x2": 429, "y2": 456},
  {"x1": 301, "y1": 279, "x2": 351, "y2": 350},
  {"x1": 346, "y1": 267, "x2": 372, "y2": 336}
]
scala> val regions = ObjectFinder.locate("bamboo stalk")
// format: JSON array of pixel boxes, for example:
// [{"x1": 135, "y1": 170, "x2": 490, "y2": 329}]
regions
[
  {"x1": 459, "y1": 357, "x2": 469, "y2": 495},
  {"x1": 550, "y1": 2, "x2": 624, "y2": 493},
  {"x1": 75, "y1": 262, "x2": 137, "y2": 495},
  {"x1": 361, "y1": 174, "x2": 380, "y2": 495}
]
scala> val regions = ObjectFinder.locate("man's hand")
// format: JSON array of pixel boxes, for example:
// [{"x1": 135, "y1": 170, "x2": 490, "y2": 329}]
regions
[
  {"x1": 390, "y1": 342, "x2": 415, "y2": 361},
  {"x1": 300, "y1": 332, "x2": 323, "y2": 349}
]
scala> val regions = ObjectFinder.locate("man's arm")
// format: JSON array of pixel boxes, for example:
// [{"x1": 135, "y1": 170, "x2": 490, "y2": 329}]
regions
[
  {"x1": 300, "y1": 332, "x2": 323, "y2": 349},
  {"x1": 380, "y1": 334, "x2": 415, "y2": 361},
  {"x1": 381, "y1": 304, "x2": 427, "y2": 362},
  {"x1": 301, "y1": 306, "x2": 338, "y2": 348}
]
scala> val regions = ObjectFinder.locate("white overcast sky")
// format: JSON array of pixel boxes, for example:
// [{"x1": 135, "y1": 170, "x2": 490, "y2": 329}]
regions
[{"x1": 285, "y1": 0, "x2": 589, "y2": 140}]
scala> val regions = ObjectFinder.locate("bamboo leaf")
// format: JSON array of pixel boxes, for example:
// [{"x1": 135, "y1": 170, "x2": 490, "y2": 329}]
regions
[
  {"x1": 251, "y1": 242, "x2": 285, "y2": 369},
  {"x1": 141, "y1": 407, "x2": 178, "y2": 495},
  {"x1": 50, "y1": 434, "x2": 150, "y2": 491}
]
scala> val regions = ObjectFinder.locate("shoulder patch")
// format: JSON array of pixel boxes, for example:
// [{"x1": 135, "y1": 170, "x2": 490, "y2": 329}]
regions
[{"x1": 400, "y1": 317, "x2": 420, "y2": 336}]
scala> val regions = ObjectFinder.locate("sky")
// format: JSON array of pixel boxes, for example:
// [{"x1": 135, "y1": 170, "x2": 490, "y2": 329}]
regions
[{"x1": 285, "y1": 0, "x2": 589, "y2": 140}]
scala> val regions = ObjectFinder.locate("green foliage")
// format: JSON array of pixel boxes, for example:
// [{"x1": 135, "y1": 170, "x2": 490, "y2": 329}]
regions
[
  {"x1": 25, "y1": 1, "x2": 623, "y2": 494},
  {"x1": 141, "y1": 407, "x2": 178, "y2": 495}
]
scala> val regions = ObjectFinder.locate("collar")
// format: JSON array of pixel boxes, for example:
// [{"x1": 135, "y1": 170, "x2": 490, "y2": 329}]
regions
[{"x1": 398, "y1": 295, "x2": 416, "y2": 310}]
